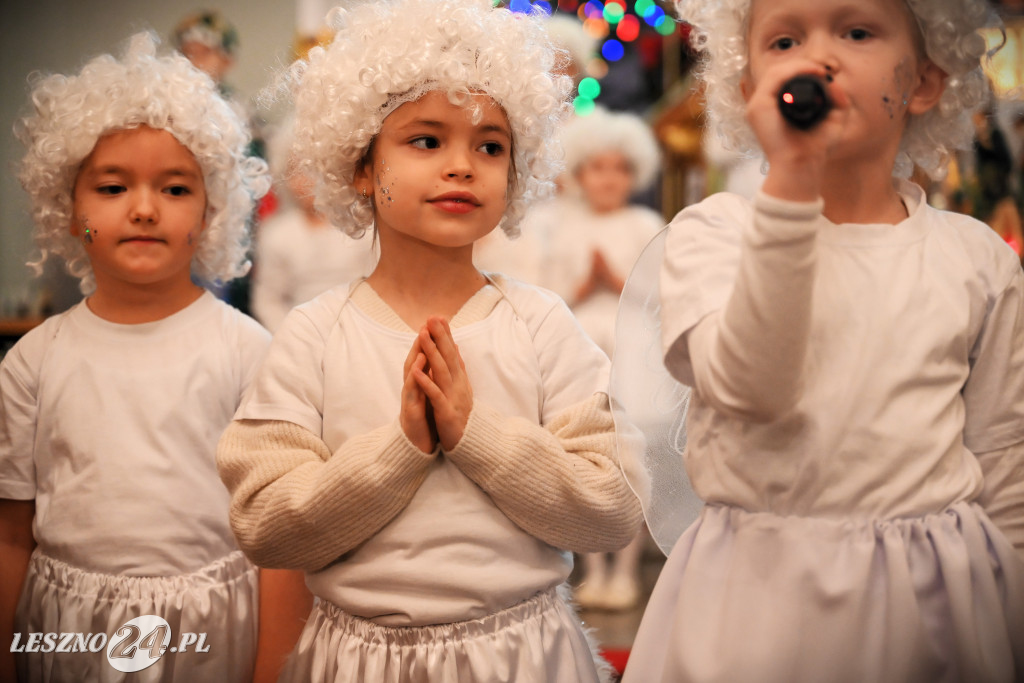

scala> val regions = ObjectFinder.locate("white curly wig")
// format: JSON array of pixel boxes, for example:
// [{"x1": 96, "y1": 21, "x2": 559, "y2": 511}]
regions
[
  {"x1": 16, "y1": 31, "x2": 270, "y2": 294},
  {"x1": 287, "y1": 0, "x2": 573, "y2": 238},
  {"x1": 675, "y1": 0, "x2": 1001, "y2": 179},
  {"x1": 562, "y1": 106, "x2": 662, "y2": 193}
]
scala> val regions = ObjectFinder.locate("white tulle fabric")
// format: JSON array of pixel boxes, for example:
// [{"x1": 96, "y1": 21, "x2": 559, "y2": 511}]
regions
[
  {"x1": 610, "y1": 227, "x2": 700, "y2": 555},
  {"x1": 623, "y1": 502, "x2": 1024, "y2": 682},
  {"x1": 15, "y1": 550, "x2": 258, "y2": 683},
  {"x1": 278, "y1": 587, "x2": 611, "y2": 683}
]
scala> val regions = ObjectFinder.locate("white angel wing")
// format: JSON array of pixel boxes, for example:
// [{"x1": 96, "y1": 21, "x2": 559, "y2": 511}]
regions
[{"x1": 610, "y1": 227, "x2": 703, "y2": 556}]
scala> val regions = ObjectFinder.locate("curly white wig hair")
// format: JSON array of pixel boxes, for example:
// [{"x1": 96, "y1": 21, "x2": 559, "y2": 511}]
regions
[
  {"x1": 675, "y1": 0, "x2": 1001, "y2": 179},
  {"x1": 16, "y1": 31, "x2": 269, "y2": 294},
  {"x1": 287, "y1": 0, "x2": 573, "y2": 238},
  {"x1": 561, "y1": 106, "x2": 662, "y2": 193}
]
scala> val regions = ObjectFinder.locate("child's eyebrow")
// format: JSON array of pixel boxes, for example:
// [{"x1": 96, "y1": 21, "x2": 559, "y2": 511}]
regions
[
  {"x1": 478, "y1": 123, "x2": 512, "y2": 139},
  {"x1": 161, "y1": 168, "x2": 203, "y2": 180},
  {"x1": 399, "y1": 119, "x2": 511, "y2": 139},
  {"x1": 86, "y1": 165, "x2": 201, "y2": 180}
]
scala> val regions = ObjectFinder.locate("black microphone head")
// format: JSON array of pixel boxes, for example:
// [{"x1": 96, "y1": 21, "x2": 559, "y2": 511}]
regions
[{"x1": 777, "y1": 75, "x2": 832, "y2": 130}]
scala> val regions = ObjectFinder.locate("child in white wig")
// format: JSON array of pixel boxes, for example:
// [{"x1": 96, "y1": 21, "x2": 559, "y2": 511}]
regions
[
  {"x1": 0, "y1": 32, "x2": 290, "y2": 683},
  {"x1": 216, "y1": 1, "x2": 643, "y2": 682},
  {"x1": 623, "y1": 0, "x2": 1024, "y2": 680},
  {"x1": 538, "y1": 106, "x2": 662, "y2": 611}
]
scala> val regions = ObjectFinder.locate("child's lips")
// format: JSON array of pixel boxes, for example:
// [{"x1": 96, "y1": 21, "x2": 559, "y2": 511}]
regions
[
  {"x1": 120, "y1": 236, "x2": 165, "y2": 244},
  {"x1": 428, "y1": 193, "x2": 481, "y2": 214}
]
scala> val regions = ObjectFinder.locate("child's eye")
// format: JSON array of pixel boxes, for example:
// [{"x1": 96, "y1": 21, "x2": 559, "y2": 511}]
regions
[
  {"x1": 846, "y1": 28, "x2": 871, "y2": 41},
  {"x1": 164, "y1": 185, "x2": 192, "y2": 197},
  {"x1": 479, "y1": 141, "x2": 506, "y2": 156},
  {"x1": 96, "y1": 185, "x2": 126, "y2": 195},
  {"x1": 410, "y1": 136, "x2": 440, "y2": 150},
  {"x1": 770, "y1": 37, "x2": 796, "y2": 51}
]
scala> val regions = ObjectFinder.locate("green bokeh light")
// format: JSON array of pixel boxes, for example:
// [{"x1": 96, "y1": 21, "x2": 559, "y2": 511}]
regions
[
  {"x1": 603, "y1": 4, "x2": 625, "y2": 23},
  {"x1": 573, "y1": 96, "x2": 596, "y2": 116},
  {"x1": 578, "y1": 77, "x2": 601, "y2": 99}
]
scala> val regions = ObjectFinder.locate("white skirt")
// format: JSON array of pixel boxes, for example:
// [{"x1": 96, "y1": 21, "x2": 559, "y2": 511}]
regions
[
  {"x1": 279, "y1": 585, "x2": 611, "y2": 683},
  {"x1": 624, "y1": 502, "x2": 1024, "y2": 683},
  {"x1": 15, "y1": 549, "x2": 258, "y2": 683}
]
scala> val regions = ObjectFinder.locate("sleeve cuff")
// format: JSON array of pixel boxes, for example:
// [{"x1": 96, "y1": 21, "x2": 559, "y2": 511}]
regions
[
  {"x1": 445, "y1": 402, "x2": 508, "y2": 470},
  {"x1": 754, "y1": 190, "x2": 825, "y2": 220}
]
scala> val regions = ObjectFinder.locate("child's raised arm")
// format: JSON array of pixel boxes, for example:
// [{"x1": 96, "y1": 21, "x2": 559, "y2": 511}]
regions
[{"x1": 663, "y1": 193, "x2": 821, "y2": 423}]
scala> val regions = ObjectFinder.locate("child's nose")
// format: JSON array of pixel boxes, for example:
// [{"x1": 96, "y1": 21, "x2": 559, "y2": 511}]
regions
[
  {"x1": 804, "y1": 34, "x2": 839, "y2": 73},
  {"x1": 444, "y1": 150, "x2": 474, "y2": 180},
  {"x1": 129, "y1": 189, "x2": 158, "y2": 223}
]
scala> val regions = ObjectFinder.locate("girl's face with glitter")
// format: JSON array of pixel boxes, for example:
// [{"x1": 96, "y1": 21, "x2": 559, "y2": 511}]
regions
[
  {"x1": 354, "y1": 90, "x2": 512, "y2": 251},
  {"x1": 71, "y1": 125, "x2": 207, "y2": 293},
  {"x1": 744, "y1": 0, "x2": 945, "y2": 161}
]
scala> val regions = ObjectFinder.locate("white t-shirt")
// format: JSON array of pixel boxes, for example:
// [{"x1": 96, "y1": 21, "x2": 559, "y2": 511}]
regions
[
  {"x1": 236, "y1": 276, "x2": 610, "y2": 626},
  {"x1": 659, "y1": 181, "x2": 1024, "y2": 520},
  {"x1": 0, "y1": 292, "x2": 270, "y2": 575},
  {"x1": 252, "y1": 208, "x2": 377, "y2": 332}
]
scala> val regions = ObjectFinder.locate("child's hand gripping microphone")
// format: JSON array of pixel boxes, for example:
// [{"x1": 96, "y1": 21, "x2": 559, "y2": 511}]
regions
[{"x1": 777, "y1": 75, "x2": 832, "y2": 130}]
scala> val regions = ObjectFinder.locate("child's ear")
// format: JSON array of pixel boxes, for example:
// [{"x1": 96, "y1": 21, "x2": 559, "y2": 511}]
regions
[
  {"x1": 353, "y1": 154, "x2": 373, "y2": 198},
  {"x1": 907, "y1": 59, "x2": 947, "y2": 116}
]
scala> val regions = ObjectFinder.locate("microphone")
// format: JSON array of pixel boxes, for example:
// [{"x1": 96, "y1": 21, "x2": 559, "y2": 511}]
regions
[{"x1": 777, "y1": 75, "x2": 832, "y2": 130}]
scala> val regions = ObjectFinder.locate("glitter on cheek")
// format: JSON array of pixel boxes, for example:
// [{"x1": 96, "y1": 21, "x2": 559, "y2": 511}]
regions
[
  {"x1": 883, "y1": 57, "x2": 918, "y2": 119},
  {"x1": 80, "y1": 217, "x2": 94, "y2": 244},
  {"x1": 376, "y1": 161, "x2": 396, "y2": 207},
  {"x1": 882, "y1": 95, "x2": 895, "y2": 119}
]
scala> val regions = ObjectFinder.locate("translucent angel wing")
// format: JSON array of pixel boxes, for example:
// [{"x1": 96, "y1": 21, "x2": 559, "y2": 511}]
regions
[{"x1": 610, "y1": 227, "x2": 703, "y2": 556}]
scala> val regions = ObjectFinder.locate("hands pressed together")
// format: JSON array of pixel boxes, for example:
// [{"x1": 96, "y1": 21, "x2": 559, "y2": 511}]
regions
[
  {"x1": 400, "y1": 316, "x2": 474, "y2": 453},
  {"x1": 575, "y1": 250, "x2": 625, "y2": 304}
]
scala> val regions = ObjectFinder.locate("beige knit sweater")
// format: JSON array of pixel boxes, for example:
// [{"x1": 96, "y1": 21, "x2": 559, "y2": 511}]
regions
[{"x1": 217, "y1": 282, "x2": 643, "y2": 572}]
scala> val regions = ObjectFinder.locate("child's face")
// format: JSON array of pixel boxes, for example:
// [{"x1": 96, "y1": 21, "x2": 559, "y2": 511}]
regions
[
  {"x1": 575, "y1": 150, "x2": 634, "y2": 214},
  {"x1": 71, "y1": 126, "x2": 207, "y2": 293},
  {"x1": 745, "y1": 0, "x2": 937, "y2": 160},
  {"x1": 355, "y1": 90, "x2": 512, "y2": 250},
  {"x1": 180, "y1": 41, "x2": 234, "y2": 83}
]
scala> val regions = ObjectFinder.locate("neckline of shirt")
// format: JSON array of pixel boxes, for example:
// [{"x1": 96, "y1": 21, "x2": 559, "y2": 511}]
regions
[
  {"x1": 816, "y1": 180, "x2": 930, "y2": 247},
  {"x1": 71, "y1": 290, "x2": 216, "y2": 338},
  {"x1": 349, "y1": 278, "x2": 503, "y2": 334}
]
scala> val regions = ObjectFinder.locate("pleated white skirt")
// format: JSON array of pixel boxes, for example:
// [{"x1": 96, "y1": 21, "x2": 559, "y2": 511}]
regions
[
  {"x1": 624, "y1": 502, "x2": 1024, "y2": 683},
  {"x1": 279, "y1": 586, "x2": 611, "y2": 683},
  {"x1": 15, "y1": 549, "x2": 258, "y2": 683}
]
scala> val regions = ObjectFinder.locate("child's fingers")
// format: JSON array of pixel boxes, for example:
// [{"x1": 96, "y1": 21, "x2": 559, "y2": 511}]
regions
[
  {"x1": 404, "y1": 334, "x2": 424, "y2": 378},
  {"x1": 428, "y1": 318, "x2": 463, "y2": 379},
  {"x1": 418, "y1": 326, "x2": 453, "y2": 390},
  {"x1": 440, "y1": 319, "x2": 471, "y2": 376},
  {"x1": 403, "y1": 352, "x2": 428, "y2": 405},
  {"x1": 412, "y1": 363, "x2": 446, "y2": 407},
  {"x1": 400, "y1": 353, "x2": 435, "y2": 453},
  {"x1": 439, "y1": 318, "x2": 469, "y2": 375}
]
